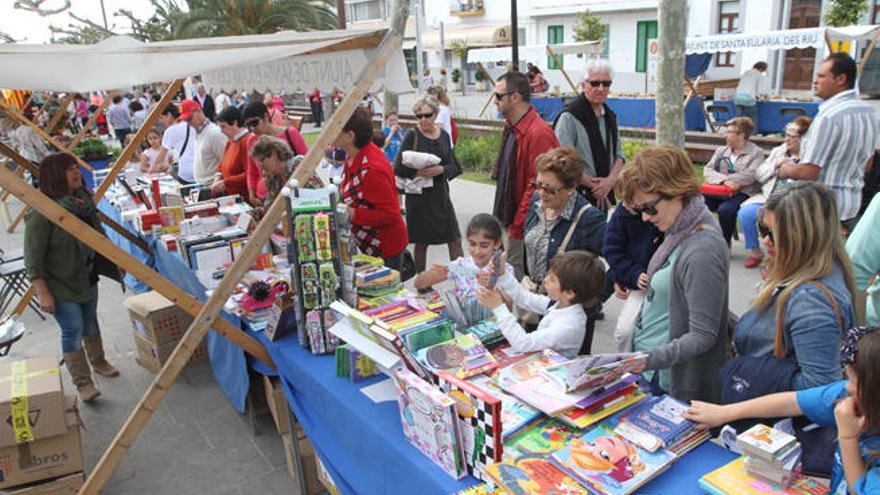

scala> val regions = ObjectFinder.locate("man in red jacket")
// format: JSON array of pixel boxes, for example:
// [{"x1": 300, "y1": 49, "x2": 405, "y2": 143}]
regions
[{"x1": 491, "y1": 71, "x2": 560, "y2": 279}]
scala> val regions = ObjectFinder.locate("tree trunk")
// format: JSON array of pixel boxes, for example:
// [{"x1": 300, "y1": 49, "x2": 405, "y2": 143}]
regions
[{"x1": 656, "y1": 0, "x2": 687, "y2": 148}]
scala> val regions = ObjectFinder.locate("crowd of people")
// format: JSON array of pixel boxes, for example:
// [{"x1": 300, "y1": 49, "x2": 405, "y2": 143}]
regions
[{"x1": 11, "y1": 49, "x2": 880, "y2": 491}]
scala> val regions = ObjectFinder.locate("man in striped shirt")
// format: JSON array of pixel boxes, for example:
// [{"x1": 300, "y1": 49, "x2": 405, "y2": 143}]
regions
[{"x1": 778, "y1": 52, "x2": 878, "y2": 232}]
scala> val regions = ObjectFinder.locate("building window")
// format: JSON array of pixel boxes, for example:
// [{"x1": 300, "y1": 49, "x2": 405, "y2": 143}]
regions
[
  {"x1": 873, "y1": 0, "x2": 880, "y2": 24},
  {"x1": 635, "y1": 20, "x2": 658, "y2": 73},
  {"x1": 548, "y1": 25, "x2": 564, "y2": 69},
  {"x1": 716, "y1": 0, "x2": 739, "y2": 67},
  {"x1": 450, "y1": 0, "x2": 484, "y2": 16},
  {"x1": 345, "y1": 0, "x2": 382, "y2": 22}
]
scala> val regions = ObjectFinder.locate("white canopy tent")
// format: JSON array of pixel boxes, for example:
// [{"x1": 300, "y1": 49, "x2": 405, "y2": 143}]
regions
[
  {"x1": 0, "y1": 29, "x2": 411, "y2": 94},
  {"x1": 466, "y1": 40, "x2": 602, "y2": 65}
]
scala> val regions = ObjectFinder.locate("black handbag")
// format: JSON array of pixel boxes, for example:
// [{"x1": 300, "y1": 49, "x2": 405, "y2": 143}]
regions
[{"x1": 399, "y1": 249, "x2": 416, "y2": 282}]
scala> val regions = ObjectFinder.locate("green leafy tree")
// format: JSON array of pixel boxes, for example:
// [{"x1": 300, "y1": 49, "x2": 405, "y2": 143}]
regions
[
  {"x1": 573, "y1": 10, "x2": 606, "y2": 42},
  {"x1": 825, "y1": 0, "x2": 868, "y2": 27},
  {"x1": 173, "y1": 0, "x2": 338, "y2": 38}
]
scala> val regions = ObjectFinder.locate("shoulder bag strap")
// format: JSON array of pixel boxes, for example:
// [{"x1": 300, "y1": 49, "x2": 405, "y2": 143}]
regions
[
  {"x1": 179, "y1": 123, "x2": 191, "y2": 156},
  {"x1": 558, "y1": 203, "x2": 591, "y2": 253},
  {"x1": 773, "y1": 280, "x2": 845, "y2": 358},
  {"x1": 283, "y1": 128, "x2": 296, "y2": 153}
]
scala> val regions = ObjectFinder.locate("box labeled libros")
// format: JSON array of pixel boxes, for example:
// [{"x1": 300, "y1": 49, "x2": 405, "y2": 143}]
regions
[
  {"x1": 0, "y1": 358, "x2": 66, "y2": 448},
  {"x1": 123, "y1": 291, "x2": 194, "y2": 346},
  {"x1": 0, "y1": 396, "x2": 82, "y2": 489}
]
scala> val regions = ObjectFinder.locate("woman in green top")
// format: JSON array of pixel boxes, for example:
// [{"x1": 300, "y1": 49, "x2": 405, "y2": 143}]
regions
[{"x1": 24, "y1": 153, "x2": 122, "y2": 402}]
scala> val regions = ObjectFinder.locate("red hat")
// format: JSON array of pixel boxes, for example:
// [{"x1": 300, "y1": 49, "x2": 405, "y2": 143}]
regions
[{"x1": 178, "y1": 99, "x2": 201, "y2": 121}]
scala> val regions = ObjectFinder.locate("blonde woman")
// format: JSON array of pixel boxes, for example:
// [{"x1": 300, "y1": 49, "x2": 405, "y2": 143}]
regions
[
  {"x1": 703, "y1": 116, "x2": 764, "y2": 245},
  {"x1": 732, "y1": 182, "x2": 855, "y2": 390},
  {"x1": 426, "y1": 85, "x2": 453, "y2": 141},
  {"x1": 625, "y1": 146, "x2": 729, "y2": 402}
]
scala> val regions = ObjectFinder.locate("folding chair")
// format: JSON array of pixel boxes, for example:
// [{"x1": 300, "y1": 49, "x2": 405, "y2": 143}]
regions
[
  {"x1": 707, "y1": 104, "x2": 733, "y2": 131},
  {"x1": 0, "y1": 258, "x2": 44, "y2": 320}
]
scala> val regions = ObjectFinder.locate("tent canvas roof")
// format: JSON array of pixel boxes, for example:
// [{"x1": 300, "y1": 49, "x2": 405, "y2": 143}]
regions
[
  {"x1": 0, "y1": 28, "x2": 411, "y2": 94},
  {"x1": 467, "y1": 41, "x2": 601, "y2": 64}
]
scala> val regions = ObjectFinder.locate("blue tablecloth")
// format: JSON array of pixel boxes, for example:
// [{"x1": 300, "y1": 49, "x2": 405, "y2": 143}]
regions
[
  {"x1": 256, "y1": 328, "x2": 738, "y2": 495},
  {"x1": 531, "y1": 96, "x2": 708, "y2": 131},
  {"x1": 710, "y1": 100, "x2": 820, "y2": 135},
  {"x1": 95, "y1": 200, "x2": 253, "y2": 413}
]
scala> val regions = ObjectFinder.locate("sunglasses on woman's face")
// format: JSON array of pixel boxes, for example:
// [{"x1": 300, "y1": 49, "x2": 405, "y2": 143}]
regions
[
  {"x1": 530, "y1": 180, "x2": 563, "y2": 196},
  {"x1": 633, "y1": 196, "x2": 664, "y2": 216},
  {"x1": 415, "y1": 112, "x2": 435, "y2": 120},
  {"x1": 758, "y1": 221, "x2": 774, "y2": 243}
]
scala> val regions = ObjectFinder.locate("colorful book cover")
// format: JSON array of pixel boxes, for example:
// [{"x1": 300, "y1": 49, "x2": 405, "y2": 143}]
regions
[
  {"x1": 467, "y1": 374, "x2": 541, "y2": 441},
  {"x1": 489, "y1": 346, "x2": 537, "y2": 374},
  {"x1": 736, "y1": 424, "x2": 798, "y2": 461},
  {"x1": 393, "y1": 368, "x2": 466, "y2": 479},
  {"x1": 484, "y1": 456, "x2": 588, "y2": 495},
  {"x1": 572, "y1": 374, "x2": 640, "y2": 409},
  {"x1": 349, "y1": 347, "x2": 378, "y2": 382},
  {"x1": 700, "y1": 457, "x2": 829, "y2": 495},
  {"x1": 415, "y1": 333, "x2": 499, "y2": 379},
  {"x1": 549, "y1": 422, "x2": 675, "y2": 495},
  {"x1": 453, "y1": 484, "x2": 504, "y2": 495},
  {"x1": 504, "y1": 418, "x2": 581, "y2": 458},
  {"x1": 541, "y1": 353, "x2": 648, "y2": 394},
  {"x1": 557, "y1": 389, "x2": 646, "y2": 430},
  {"x1": 617, "y1": 395, "x2": 696, "y2": 448},
  {"x1": 497, "y1": 350, "x2": 599, "y2": 416},
  {"x1": 437, "y1": 371, "x2": 503, "y2": 481},
  {"x1": 399, "y1": 320, "x2": 455, "y2": 353}
]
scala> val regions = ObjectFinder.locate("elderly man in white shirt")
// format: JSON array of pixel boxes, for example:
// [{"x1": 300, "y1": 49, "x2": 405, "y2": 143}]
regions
[{"x1": 178, "y1": 100, "x2": 227, "y2": 185}]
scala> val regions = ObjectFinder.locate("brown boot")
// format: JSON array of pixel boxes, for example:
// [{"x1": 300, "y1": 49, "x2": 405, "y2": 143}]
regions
[
  {"x1": 83, "y1": 335, "x2": 120, "y2": 377},
  {"x1": 64, "y1": 349, "x2": 101, "y2": 402}
]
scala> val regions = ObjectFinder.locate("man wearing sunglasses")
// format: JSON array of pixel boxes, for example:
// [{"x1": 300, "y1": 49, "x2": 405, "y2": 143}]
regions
[
  {"x1": 491, "y1": 71, "x2": 559, "y2": 280},
  {"x1": 553, "y1": 59, "x2": 624, "y2": 211}
]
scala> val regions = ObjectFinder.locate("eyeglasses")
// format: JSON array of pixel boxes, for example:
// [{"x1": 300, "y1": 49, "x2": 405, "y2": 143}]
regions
[
  {"x1": 758, "y1": 221, "x2": 774, "y2": 243},
  {"x1": 633, "y1": 196, "x2": 664, "y2": 216},
  {"x1": 587, "y1": 80, "x2": 613, "y2": 88},
  {"x1": 245, "y1": 118, "x2": 261, "y2": 129},
  {"x1": 494, "y1": 91, "x2": 518, "y2": 101},
  {"x1": 784, "y1": 132, "x2": 801, "y2": 139},
  {"x1": 530, "y1": 180, "x2": 564, "y2": 196},
  {"x1": 415, "y1": 112, "x2": 435, "y2": 120}
]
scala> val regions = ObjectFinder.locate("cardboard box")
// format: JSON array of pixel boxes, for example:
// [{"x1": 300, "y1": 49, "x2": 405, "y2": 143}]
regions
[
  {"x1": 133, "y1": 334, "x2": 207, "y2": 375},
  {"x1": 0, "y1": 472, "x2": 83, "y2": 494},
  {"x1": 0, "y1": 397, "x2": 82, "y2": 489},
  {"x1": 316, "y1": 456, "x2": 341, "y2": 495},
  {"x1": 281, "y1": 433, "x2": 322, "y2": 495},
  {"x1": 123, "y1": 292, "x2": 194, "y2": 347},
  {"x1": 262, "y1": 376, "x2": 293, "y2": 436},
  {"x1": 0, "y1": 358, "x2": 66, "y2": 448}
]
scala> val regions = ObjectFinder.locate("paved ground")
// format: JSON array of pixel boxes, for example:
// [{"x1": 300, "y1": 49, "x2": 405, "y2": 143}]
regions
[{"x1": 0, "y1": 176, "x2": 762, "y2": 493}]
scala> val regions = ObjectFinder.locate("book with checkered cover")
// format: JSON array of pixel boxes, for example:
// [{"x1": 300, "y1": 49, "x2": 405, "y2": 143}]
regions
[{"x1": 437, "y1": 371, "x2": 503, "y2": 481}]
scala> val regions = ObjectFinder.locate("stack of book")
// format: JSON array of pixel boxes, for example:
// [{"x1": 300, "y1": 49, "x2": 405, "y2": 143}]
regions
[
  {"x1": 612, "y1": 395, "x2": 710, "y2": 455},
  {"x1": 736, "y1": 424, "x2": 803, "y2": 487},
  {"x1": 334, "y1": 344, "x2": 378, "y2": 382},
  {"x1": 699, "y1": 457, "x2": 828, "y2": 495},
  {"x1": 354, "y1": 255, "x2": 404, "y2": 299}
]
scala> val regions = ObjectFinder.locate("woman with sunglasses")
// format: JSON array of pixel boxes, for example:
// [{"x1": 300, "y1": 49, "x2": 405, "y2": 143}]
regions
[
  {"x1": 623, "y1": 145, "x2": 729, "y2": 402},
  {"x1": 241, "y1": 101, "x2": 309, "y2": 203},
  {"x1": 522, "y1": 146, "x2": 606, "y2": 351},
  {"x1": 738, "y1": 116, "x2": 812, "y2": 269},
  {"x1": 703, "y1": 116, "x2": 765, "y2": 247},
  {"x1": 732, "y1": 182, "x2": 855, "y2": 390},
  {"x1": 393, "y1": 95, "x2": 463, "y2": 273}
]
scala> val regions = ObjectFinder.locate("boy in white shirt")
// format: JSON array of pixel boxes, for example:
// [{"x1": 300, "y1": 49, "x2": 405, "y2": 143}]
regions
[{"x1": 476, "y1": 250, "x2": 605, "y2": 358}]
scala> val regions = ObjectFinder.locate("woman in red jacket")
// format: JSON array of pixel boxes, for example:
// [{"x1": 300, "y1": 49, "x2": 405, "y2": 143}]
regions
[
  {"x1": 335, "y1": 107, "x2": 409, "y2": 270},
  {"x1": 211, "y1": 106, "x2": 254, "y2": 201}
]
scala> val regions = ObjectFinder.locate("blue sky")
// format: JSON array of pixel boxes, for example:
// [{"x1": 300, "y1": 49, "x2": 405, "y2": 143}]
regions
[{"x1": 1, "y1": 0, "x2": 160, "y2": 43}]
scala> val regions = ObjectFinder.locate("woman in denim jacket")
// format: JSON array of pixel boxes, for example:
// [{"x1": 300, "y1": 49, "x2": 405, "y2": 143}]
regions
[{"x1": 733, "y1": 182, "x2": 856, "y2": 390}]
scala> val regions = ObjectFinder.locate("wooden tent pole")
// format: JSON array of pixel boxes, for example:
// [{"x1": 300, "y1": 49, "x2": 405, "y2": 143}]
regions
[
  {"x1": 858, "y1": 35, "x2": 879, "y2": 77},
  {"x1": 685, "y1": 75, "x2": 715, "y2": 132},
  {"x1": 45, "y1": 93, "x2": 76, "y2": 135},
  {"x1": 32, "y1": 93, "x2": 51, "y2": 121},
  {"x1": 7, "y1": 207, "x2": 27, "y2": 233},
  {"x1": 683, "y1": 74, "x2": 703, "y2": 107},
  {"x1": 0, "y1": 99, "x2": 94, "y2": 172},
  {"x1": 94, "y1": 81, "x2": 183, "y2": 202},
  {"x1": 80, "y1": 27, "x2": 405, "y2": 495},
  {"x1": 21, "y1": 92, "x2": 34, "y2": 112},
  {"x1": 477, "y1": 62, "x2": 496, "y2": 84},
  {"x1": 825, "y1": 30, "x2": 834, "y2": 52},
  {"x1": 546, "y1": 45, "x2": 578, "y2": 92},
  {"x1": 96, "y1": 211, "x2": 153, "y2": 256},
  {"x1": 476, "y1": 62, "x2": 497, "y2": 119},
  {"x1": 69, "y1": 94, "x2": 111, "y2": 150}
]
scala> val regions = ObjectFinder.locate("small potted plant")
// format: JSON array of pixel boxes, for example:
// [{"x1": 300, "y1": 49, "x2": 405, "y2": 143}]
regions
[
  {"x1": 474, "y1": 67, "x2": 489, "y2": 92},
  {"x1": 451, "y1": 69, "x2": 462, "y2": 92},
  {"x1": 73, "y1": 138, "x2": 114, "y2": 189}
]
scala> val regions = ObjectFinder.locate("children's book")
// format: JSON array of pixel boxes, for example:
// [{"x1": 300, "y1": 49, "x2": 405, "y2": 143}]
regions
[
  {"x1": 437, "y1": 371, "x2": 503, "y2": 481},
  {"x1": 467, "y1": 374, "x2": 541, "y2": 441},
  {"x1": 349, "y1": 347, "x2": 378, "y2": 382},
  {"x1": 485, "y1": 456, "x2": 588, "y2": 495},
  {"x1": 699, "y1": 457, "x2": 830, "y2": 495},
  {"x1": 504, "y1": 418, "x2": 581, "y2": 458},
  {"x1": 549, "y1": 421, "x2": 675, "y2": 495},
  {"x1": 540, "y1": 353, "x2": 648, "y2": 394},
  {"x1": 614, "y1": 395, "x2": 697, "y2": 450},
  {"x1": 497, "y1": 350, "x2": 601, "y2": 416},
  {"x1": 452, "y1": 484, "x2": 504, "y2": 495},
  {"x1": 393, "y1": 368, "x2": 466, "y2": 479},
  {"x1": 736, "y1": 424, "x2": 799, "y2": 462},
  {"x1": 415, "y1": 333, "x2": 499, "y2": 379},
  {"x1": 572, "y1": 374, "x2": 640, "y2": 409},
  {"x1": 556, "y1": 389, "x2": 647, "y2": 430},
  {"x1": 489, "y1": 346, "x2": 536, "y2": 374},
  {"x1": 398, "y1": 320, "x2": 455, "y2": 353}
]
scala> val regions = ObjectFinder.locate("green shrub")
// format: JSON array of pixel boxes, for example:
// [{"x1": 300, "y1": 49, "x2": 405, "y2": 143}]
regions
[
  {"x1": 455, "y1": 130, "x2": 502, "y2": 175},
  {"x1": 621, "y1": 138, "x2": 649, "y2": 162}
]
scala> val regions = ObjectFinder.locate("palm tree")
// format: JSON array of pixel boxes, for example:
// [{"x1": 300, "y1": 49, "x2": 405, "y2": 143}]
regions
[{"x1": 174, "y1": 0, "x2": 338, "y2": 38}]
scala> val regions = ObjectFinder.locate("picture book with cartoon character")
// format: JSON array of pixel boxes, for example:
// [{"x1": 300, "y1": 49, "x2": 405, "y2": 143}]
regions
[
  {"x1": 549, "y1": 422, "x2": 675, "y2": 495},
  {"x1": 540, "y1": 353, "x2": 648, "y2": 394},
  {"x1": 392, "y1": 368, "x2": 466, "y2": 479},
  {"x1": 504, "y1": 418, "x2": 581, "y2": 459},
  {"x1": 496, "y1": 350, "x2": 599, "y2": 416},
  {"x1": 485, "y1": 455, "x2": 587, "y2": 495},
  {"x1": 415, "y1": 333, "x2": 498, "y2": 379},
  {"x1": 699, "y1": 457, "x2": 829, "y2": 495}
]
